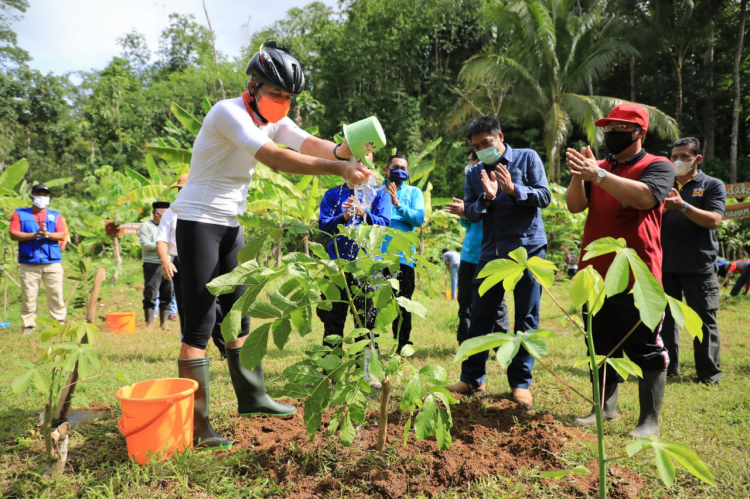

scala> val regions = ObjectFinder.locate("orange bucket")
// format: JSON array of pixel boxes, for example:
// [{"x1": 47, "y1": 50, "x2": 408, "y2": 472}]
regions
[
  {"x1": 107, "y1": 312, "x2": 136, "y2": 334},
  {"x1": 444, "y1": 290, "x2": 452, "y2": 299},
  {"x1": 116, "y1": 378, "x2": 198, "y2": 464}
]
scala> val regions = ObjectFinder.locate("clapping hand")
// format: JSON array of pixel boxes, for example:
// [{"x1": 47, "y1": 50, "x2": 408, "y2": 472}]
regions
[
  {"x1": 480, "y1": 168, "x2": 498, "y2": 201},
  {"x1": 566, "y1": 146, "x2": 600, "y2": 181},
  {"x1": 494, "y1": 164, "x2": 516, "y2": 196},
  {"x1": 445, "y1": 197, "x2": 466, "y2": 219},
  {"x1": 387, "y1": 180, "x2": 399, "y2": 207}
]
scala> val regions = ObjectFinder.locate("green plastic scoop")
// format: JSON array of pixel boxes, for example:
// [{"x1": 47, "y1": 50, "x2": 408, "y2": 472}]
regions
[{"x1": 343, "y1": 116, "x2": 387, "y2": 168}]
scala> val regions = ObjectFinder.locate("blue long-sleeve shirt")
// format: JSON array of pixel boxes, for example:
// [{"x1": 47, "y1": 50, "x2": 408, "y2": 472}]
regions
[
  {"x1": 319, "y1": 183, "x2": 391, "y2": 260},
  {"x1": 459, "y1": 218, "x2": 482, "y2": 265},
  {"x1": 464, "y1": 144, "x2": 550, "y2": 261},
  {"x1": 380, "y1": 183, "x2": 425, "y2": 267}
]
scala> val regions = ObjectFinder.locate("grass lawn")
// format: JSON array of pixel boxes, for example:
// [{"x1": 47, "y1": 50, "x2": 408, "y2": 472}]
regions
[{"x1": 1, "y1": 257, "x2": 749, "y2": 497}]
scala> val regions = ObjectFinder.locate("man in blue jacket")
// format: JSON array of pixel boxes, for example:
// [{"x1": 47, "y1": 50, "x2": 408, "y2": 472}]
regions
[
  {"x1": 445, "y1": 150, "x2": 509, "y2": 345},
  {"x1": 9, "y1": 184, "x2": 68, "y2": 335},
  {"x1": 380, "y1": 155, "x2": 425, "y2": 353},
  {"x1": 317, "y1": 156, "x2": 391, "y2": 345},
  {"x1": 445, "y1": 117, "x2": 550, "y2": 409}
]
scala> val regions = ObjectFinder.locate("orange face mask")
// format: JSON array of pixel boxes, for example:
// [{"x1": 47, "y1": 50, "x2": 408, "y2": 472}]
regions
[{"x1": 254, "y1": 88, "x2": 290, "y2": 124}]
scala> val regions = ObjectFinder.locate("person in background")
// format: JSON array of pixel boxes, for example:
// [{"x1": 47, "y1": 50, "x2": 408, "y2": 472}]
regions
[
  {"x1": 566, "y1": 103, "x2": 674, "y2": 437},
  {"x1": 445, "y1": 150, "x2": 509, "y2": 345},
  {"x1": 720, "y1": 258, "x2": 750, "y2": 296},
  {"x1": 157, "y1": 174, "x2": 226, "y2": 358},
  {"x1": 661, "y1": 137, "x2": 725, "y2": 384},
  {"x1": 139, "y1": 201, "x2": 173, "y2": 329},
  {"x1": 317, "y1": 153, "x2": 391, "y2": 388},
  {"x1": 380, "y1": 155, "x2": 425, "y2": 353},
  {"x1": 445, "y1": 116, "x2": 551, "y2": 409},
  {"x1": 565, "y1": 248, "x2": 579, "y2": 278},
  {"x1": 442, "y1": 248, "x2": 461, "y2": 300},
  {"x1": 9, "y1": 184, "x2": 67, "y2": 335}
]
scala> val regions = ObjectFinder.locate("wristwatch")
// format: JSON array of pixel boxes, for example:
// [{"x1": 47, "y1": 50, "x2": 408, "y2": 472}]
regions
[
  {"x1": 680, "y1": 202, "x2": 690, "y2": 214},
  {"x1": 594, "y1": 168, "x2": 607, "y2": 185},
  {"x1": 481, "y1": 192, "x2": 494, "y2": 203}
]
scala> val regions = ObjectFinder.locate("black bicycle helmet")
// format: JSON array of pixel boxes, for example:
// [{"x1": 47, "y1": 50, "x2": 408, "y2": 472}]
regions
[{"x1": 245, "y1": 41, "x2": 305, "y2": 95}]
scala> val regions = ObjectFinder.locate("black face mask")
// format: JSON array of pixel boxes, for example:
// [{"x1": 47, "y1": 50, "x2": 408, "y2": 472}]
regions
[{"x1": 604, "y1": 130, "x2": 637, "y2": 155}]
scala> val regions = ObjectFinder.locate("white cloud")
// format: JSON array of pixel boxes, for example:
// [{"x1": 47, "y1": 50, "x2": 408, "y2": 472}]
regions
[{"x1": 15, "y1": 0, "x2": 339, "y2": 75}]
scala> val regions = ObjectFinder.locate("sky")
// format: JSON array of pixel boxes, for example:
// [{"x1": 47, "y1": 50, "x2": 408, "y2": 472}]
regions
[{"x1": 14, "y1": 0, "x2": 340, "y2": 75}]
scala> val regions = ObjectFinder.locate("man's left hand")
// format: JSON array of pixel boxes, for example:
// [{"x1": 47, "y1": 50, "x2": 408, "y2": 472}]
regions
[
  {"x1": 664, "y1": 188, "x2": 684, "y2": 211},
  {"x1": 342, "y1": 160, "x2": 372, "y2": 183},
  {"x1": 566, "y1": 146, "x2": 600, "y2": 182},
  {"x1": 493, "y1": 165, "x2": 516, "y2": 196}
]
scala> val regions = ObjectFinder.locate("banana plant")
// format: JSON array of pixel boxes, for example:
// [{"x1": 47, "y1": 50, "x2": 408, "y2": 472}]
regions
[{"x1": 454, "y1": 238, "x2": 713, "y2": 497}]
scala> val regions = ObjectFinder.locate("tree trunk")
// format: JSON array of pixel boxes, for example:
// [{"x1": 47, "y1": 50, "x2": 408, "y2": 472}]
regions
[
  {"x1": 273, "y1": 237, "x2": 282, "y2": 267},
  {"x1": 303, "y1": 232, "x2": 309, "y2": 256},
  {"x1": 203, "y1": 0, "x2": 226, "y2": 100},
  {"x1": 731, "y1": 0, "x2": 748, "y2": 183},
  {"x1": 630, "y1": 56, "x2": 637, "y2": 102},
  {"x1": 43, "y1": 421, "x2": 69, "y2": 479},
  {"x1": 676, "y1": 62, "x2": 684, "y2": 132},
  {"x1": 703, "y1": 22, "x2": 716, "y2": 159},
  {"x1": 112, "y1": 236, "x2": 121, "y2": 284},
  {"x1": 376, "y1": 377, "x2": 391, "y2": 452}
]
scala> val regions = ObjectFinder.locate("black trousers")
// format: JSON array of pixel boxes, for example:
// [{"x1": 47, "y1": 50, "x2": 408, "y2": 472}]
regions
[
  {"x1": 662, "y1": 272, "x2": 721, "y2": 381},
  {"x1": 176, "y1": 220, "x2": 249, "y2": 350},
  {"x1": 173, "y1": 256, "x2": 225, "y2": 354},
  {"x1": 383, "y1": 264, "x2": 415, "y2": 349},
  {"x1": 316, "y1": 272, "x2": 376, "y2": 348},
  {"x1": 457, "y1": 260, "x2": 508, "y2": 344},
  {"x1": 143, "y1": 262, "x2": 173, "y2": 311},
  {"x1": 583, "y1": 292, "x2": 669, "y2": 386}
]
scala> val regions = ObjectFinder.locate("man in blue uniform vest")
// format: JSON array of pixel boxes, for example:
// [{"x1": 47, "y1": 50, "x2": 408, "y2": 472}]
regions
[{"x1": 9, "y1": 184, "x2": 68, "y2": 335}]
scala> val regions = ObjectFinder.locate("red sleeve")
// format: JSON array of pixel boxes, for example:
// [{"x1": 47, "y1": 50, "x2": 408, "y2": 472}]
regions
[
  {"x1": 56, "y1": 215, "x2": 67, "y2": 233},
  {"x1": 9, "y1": 211, "x2": 20, "y2": 232}
]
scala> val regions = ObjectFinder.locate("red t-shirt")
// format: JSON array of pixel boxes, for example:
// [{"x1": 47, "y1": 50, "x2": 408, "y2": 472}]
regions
[{"x1": 9, "y1": 209, "x2": 67, "y2": 233}]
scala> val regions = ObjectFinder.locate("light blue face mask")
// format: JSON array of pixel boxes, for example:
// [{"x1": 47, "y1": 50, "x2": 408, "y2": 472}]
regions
[{"x1": 476, "y1": 145, "x2": 502, "y2": 165}]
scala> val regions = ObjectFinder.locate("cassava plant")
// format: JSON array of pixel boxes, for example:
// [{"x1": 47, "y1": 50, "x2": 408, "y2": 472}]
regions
[
  {"x1": 208, "y1": 214, "x2": 456, "y2": 450},
  {"x1": 454, "y1": 237, "x2": 715, "y2": 497}
]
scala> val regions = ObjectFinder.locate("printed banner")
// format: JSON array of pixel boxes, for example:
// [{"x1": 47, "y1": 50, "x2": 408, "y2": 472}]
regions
[
  {"x1": 724, "y1": 201, "x2": 750, "y2": 220},
  {"x1": 725, "y1": 182, "x2": 750, "y2": 199},
  {"x1": 105, "y1": 221, "x2": 142, "y2": 236}
]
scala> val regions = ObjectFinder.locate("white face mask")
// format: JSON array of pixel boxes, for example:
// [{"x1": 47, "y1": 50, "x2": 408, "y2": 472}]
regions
[
  {"x1": 672, "y1": 159, "x2": 695, "y2": 177},
  {"x1": 32, "y1": 195, "x2": 50, "y2": 209}
]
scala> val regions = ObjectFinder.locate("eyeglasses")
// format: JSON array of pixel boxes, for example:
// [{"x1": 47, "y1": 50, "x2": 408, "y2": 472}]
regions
[{"x1": 602, "y1": 124, "x2": 640, "y2": 133}]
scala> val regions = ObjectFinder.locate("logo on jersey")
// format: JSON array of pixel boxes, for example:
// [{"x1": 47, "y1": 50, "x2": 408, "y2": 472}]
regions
[{"x1": 692, "y1": 189, "x2": 704, "y2": 197}]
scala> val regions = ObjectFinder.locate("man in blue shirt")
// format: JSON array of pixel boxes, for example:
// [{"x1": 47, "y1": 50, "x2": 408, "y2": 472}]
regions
[
  {"x1": 445, "y1": 150, "x2": 509, "y2": 345},
  {"x1": 380, "y1": 155, "x2": 425, "y2": 353},
  {"x1": 317, "y1": 160, "x2": 391, "y2": 346},
  {"x1": 445, "y1": 117, "x2": 550, "y2": 409}
]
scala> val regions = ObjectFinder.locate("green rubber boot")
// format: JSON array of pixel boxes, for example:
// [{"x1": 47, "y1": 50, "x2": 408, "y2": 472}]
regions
[
  {"x1": 177, "y1": 357, "x2": 232, "y2": 450},
  {"x1": 574, "y1": 382, "x2": 619, "y2": 426},
  {"x1": 628, "y1": 370, "x2": 666, "y2": 438},
  {"x1": 226, "y1": 347, "x2": 296, "y2": 417}
]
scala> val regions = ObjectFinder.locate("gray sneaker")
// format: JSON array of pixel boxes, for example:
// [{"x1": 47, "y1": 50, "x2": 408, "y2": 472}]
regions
[{"x1": 22, "y1": 327, "x2": 35, "y2": 335}]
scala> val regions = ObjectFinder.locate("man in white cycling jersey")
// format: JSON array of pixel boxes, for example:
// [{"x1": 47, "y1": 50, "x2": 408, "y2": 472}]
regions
[{"x1": 171, "y1": 41, "x2": 371, "y2": 450}]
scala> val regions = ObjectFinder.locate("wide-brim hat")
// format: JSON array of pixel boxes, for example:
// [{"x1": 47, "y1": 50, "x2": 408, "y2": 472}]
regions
[{"x1": 172, "y1": 173, "x2": 189, "y2": 189}]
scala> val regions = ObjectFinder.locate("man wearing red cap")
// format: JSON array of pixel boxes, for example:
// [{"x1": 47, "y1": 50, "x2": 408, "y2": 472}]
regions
[{"x1": 565, "y1": 102, "x2": 675, "y2": 438}]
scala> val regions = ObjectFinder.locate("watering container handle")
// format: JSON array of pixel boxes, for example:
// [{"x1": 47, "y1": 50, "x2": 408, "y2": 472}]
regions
[{"x1": 117, "y1": 398, "x2": 178, "y2": 438}]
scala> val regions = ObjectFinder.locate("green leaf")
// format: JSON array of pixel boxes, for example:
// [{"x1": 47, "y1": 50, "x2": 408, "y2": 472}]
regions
[
  {"x1": 419, "y1": 365, "x2": 448, "y2": 384},
  {"x1": 386, "y1": 357, "x2": 402, "y2": 377},
  {"x1": 144, "y1": 145, "x2": 192, "y2": 164},
  {"x1": 604, "y1": 250, "x2": 630, "y2": 297},
  {"x1": 626, "y1": 252, "x2": 667, "y2": 331},
  {"x1": 573, "y1": 355, "x2": 606, "y2": 370},
  {"x1": 268, "y1": 291, "x2": 296, "y2": 313},
  {"x1": 247, "y1": 302, "x2": 281, "y2": 319},
  {"x1": 283, "y1": 362, "x2": 327, "y2": 385},
  {"x1": 339, "y1": 412, "x2": 355, "y2": 447},
  {"x1": 144, "y1": 154, "x2": 162, "y2": 185},
  {"x1": 373, "y1": 285, "x2": 392, "y2": 308},
  {"x1": 401, "y1": 374, "x2": 424, "y2": 411},
  {"x1": 272, "y1": 318, "x2": 292, "y2": 350},
  {"x1": 414, "y1": 395, "x2": 437, "y2": 440},
  {"x1": 667, "y1": 297, "x2": 703, "y2": 342},
  {"x1": 290, "y1": 306, "x2": 313, "y2": 336},
  {"x1": 202, "y1": 97, "x2": 212, "y2": 114},
  {"x1": 660, "y1": 440, "x2": 716, "y2": 486},
  {"x1": 315, "y1": 354, "x2": 341, "y2": 372},
  {"x1": 527, "y1": 256, "x2": 557, "y2": 289},
  {"x1": 435, "y1": 406, "x2": 452, "y2": 450},
  {"x1": 374, "y1": 300, "x2": 399, "y2": 328},
  {"x1": 237, "y1": 231, "x2": 273, "y2": 263},
  {"x1": 239, "y1": 323, "x2": 271, "y2": 370},
  {"x1": 403, "y1": 415, "x2": 412, "y2": 447},
  {"x1": 368, "y1": 351, "x2": 385, "y2": 383},
  {"x1": 399, "y1": 344, "x2": 415, "y2": 357},
  {"x1": 536, "y1": 466, "x2": 591, "y2": 479},
  {"x1": 454, "y1": 332, "x2": 512, "y2": 361},
  {"x1": 395, "y1": 297, "x2": 428, "y2": 318},
  {"x1": 0, "y1": 158, "x2": 29, "y2": 193},
  {"x1": 171, "y1": 102, "x2": 203, "y2": 136},
  {"x1": 654, "y1": 446, "x2": 676, "y2": 488},
  {"x1": 582, "y1": 237, "x2": 626, "y2": 260},
  {"x1": 507, "y1": 246, "x2": 528, "y2": 266},
  {"x1": 477, "y1": 259, "x2": 525, "y2": 297},
  {"x1": 346, "y1": 339, "x2": 371, "y2": 356},
  {"x1": 495, "y1": 339, "x2": 521, "y2": 368},
  {"x1": 606, "y1": 358, "x2": 643, "y2": 380}
]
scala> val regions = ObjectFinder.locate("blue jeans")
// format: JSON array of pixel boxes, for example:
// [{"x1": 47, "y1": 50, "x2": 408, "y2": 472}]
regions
[
  {"x1": 450, "y1": 264, "x2": 459, "y2": 299},
  {"x1": 460, "y1": 247, "x2": 545, "y2": 389},
  {"x1": 154, "y1": 288, "x2": 178, "y2": 317}
]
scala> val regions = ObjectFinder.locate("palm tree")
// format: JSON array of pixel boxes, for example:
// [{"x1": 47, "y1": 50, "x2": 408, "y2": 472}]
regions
[{"x1": 451, "y1": 0, "x2": 678, "y2": 181}]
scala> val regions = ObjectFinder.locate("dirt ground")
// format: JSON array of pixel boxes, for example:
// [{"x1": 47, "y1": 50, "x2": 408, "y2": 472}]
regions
[{"x1": 225, "y1": 396, "x2": 643, "y2": 498}]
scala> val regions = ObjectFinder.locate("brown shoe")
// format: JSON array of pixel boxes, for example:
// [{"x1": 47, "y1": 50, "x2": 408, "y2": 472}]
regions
[
  {"x1": 512, "y1": 388, "x2": 533, "y2": 408},
  {"x1": 445, "y1": 381, "x2": 486, "y2": 395}
]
